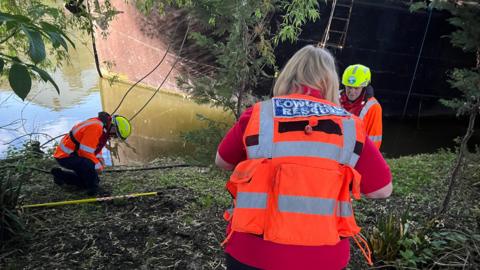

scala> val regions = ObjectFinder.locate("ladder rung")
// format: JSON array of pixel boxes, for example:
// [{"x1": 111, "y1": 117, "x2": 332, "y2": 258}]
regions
[
  {"x1": 332, "y1": 17, "x2": 349, "y2": 21},
  {"x1": 329, "y1": 30, "x2": 346, "y2": 34},
  {"x1": 336, "y1": 4, "x2": 353, "y2": 8},
  {"x1": 324, "y1": 43, "x2": 345, "y2": 49}
]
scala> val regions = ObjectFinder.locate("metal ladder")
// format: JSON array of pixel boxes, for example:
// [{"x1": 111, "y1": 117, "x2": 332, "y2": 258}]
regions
[{"x1": 318, "y1": 0, "x2": 355, "y2": 50}]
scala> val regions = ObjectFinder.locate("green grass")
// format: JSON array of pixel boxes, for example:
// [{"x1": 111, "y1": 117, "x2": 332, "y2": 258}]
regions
[{"x1": 386, "y1": 150, "x2": 455, "y2": 196}]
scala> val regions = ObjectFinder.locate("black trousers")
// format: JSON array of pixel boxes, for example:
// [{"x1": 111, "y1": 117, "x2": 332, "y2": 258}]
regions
[
  {"x1": 226, "y1": 253, "x2": 261, "y2": 270},
  {"x1": 54, "y1": 155, "x2": 100, "y2": 192}
]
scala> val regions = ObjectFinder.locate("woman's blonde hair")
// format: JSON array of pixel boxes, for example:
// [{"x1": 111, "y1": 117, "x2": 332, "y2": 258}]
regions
[{"x1": 273, "y1": 45, "x2": 340, "y2": 105}]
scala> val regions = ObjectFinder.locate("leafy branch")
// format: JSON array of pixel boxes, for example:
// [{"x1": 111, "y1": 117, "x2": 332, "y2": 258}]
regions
[{"x1": 0, "y1": 11, "x2": 74, "y2": 100}]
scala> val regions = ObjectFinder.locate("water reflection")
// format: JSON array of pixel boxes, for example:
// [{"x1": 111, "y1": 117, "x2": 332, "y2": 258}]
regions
[
  {"x1": 99, "y1": 79, "x2": 232, "y2": 165},
  {"x1": 0, "y1": 39, "x2": 102, "y2": 157}
]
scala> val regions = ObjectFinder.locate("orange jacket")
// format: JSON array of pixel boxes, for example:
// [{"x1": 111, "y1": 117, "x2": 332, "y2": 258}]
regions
[
  {"x1": 224, "y1": 94, "x2": 366, "y2": 246},
  {"x1": 53, "y1": 118, "x2": 106, "y2": 170},
  {"x1": 359, "y1": 97, "x2": 382, "y2": 149}
]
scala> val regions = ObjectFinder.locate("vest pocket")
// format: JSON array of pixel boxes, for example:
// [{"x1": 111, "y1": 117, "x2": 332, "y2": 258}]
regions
[
  {"x1": 264, "y1": 163, "x2": 343, "y2": 246},
  {"x1": 336, "y1": 166, "x2": 361, "y2": 237},
  {"x1": 230, "y1": 159, "x2": 272, "y2": 235}
]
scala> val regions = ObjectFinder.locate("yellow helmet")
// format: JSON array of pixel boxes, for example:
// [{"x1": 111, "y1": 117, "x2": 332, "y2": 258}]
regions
[
  {"x1": 342, "y1": 64, "x2": 371, "y2": 87},
  {"x1": 112, "y1": 115, "x2": 131, "y2": 140}
]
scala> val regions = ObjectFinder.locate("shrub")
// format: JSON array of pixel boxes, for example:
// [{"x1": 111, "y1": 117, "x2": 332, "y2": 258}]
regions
[
  {"x1": 181, "y1": 114, "x2": 229, "y2": 166},
  {"x1": 0, "y1": 171, "x2": 25, "y2": 251},
  {"x1": 367, "y1": 212, "x2": 480, "y2": 268}
]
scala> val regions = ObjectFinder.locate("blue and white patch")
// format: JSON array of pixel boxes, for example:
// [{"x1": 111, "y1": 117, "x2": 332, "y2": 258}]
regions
[
  {"x1": 273, "y1": 98, "x2": 350, "y2": 118},
  {"x1": 348, "y1": 76, "x2": 356, "y2": 85}
]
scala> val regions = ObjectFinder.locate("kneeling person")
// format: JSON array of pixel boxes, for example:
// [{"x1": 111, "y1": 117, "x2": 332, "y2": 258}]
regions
[{"x1": 51, "y1": 112, "x2": 131, "y2": 196}]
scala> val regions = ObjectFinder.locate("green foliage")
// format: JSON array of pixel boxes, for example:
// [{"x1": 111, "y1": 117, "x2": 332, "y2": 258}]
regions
[
  {"x1": 8, "y1": 63, "x2": 32, "y2": 100},
  {"x1": 0, "y1": 10, "x2": 74, "y2": 99},
  {"x1": 173, "y1": 0, "x2": 277, "y2": 118},
  {"x1": 0, "y1": 171, "x2": 25, "y2": 251},
  {"x1": 366, "y1": 212, "x2": 431, "y2": 267},
  {"x1": 441, "y1": 67, "x2": 480, "y2": 115},
  {"x1": 0, "y1": 1, "x2": 119, "y2": 100},
  {"x1": 274, "y1": 0, "x2": 320, "y2": 44},
  {"x1": 367, "y1": 212, "x2": 480, "y2": 268},
  {"x1": 368, "y1": 213, "x2": 413, "y2": 264},
  {"x1": 180, "y1": 114, "x2": 229, "y2": 166},
  {"x1": 138, "y1": 1, "x2": 321, "y2": 119}
]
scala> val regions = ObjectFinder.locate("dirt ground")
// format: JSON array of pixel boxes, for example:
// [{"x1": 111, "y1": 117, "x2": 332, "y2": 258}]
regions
[
  {"x1": 1, "y1": 151, "x2": 479, "y2": 269},
  {"x1": 2, "y1": 162, "x2": 229, "y2": 270}
]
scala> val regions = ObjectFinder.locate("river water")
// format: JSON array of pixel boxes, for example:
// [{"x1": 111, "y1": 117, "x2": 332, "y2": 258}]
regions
[
  {"x1": 0, "y1": 39, "x2": 229, "y2": 164},
  {"x1": 1, "y1": 38, "x2": 478, "y2": 163}
]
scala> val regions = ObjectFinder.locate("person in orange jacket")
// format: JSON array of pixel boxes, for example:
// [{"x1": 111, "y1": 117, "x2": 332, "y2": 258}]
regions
[
  {"x1": 340, "y1": 64, "x2": 383, "y2": 149},
  {"x1": 51, "y1": 112, "x2": 131, "y2": 196}
]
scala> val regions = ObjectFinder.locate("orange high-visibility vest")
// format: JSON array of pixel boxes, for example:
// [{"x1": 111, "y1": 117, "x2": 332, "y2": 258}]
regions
[
  {"x1": 359, "y1": 97, "x2": 382, "y2": 149},
  {"x1": 224, "y1": 94, "x2": 366, "y2": 246},
  {"x1": 53, "y1": 118, "x2": 106, "y2": 170}
]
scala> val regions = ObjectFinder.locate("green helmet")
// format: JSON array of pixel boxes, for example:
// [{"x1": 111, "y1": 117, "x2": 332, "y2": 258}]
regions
[
  {"x1": 112, "y1": 115, "x2": 131, "y2": 140},
  {"x1": 342, "y1": 64, "x2": 371, "y2": 87}
]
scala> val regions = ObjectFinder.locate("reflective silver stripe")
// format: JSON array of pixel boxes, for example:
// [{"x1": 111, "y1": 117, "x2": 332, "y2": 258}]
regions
[
  {"x1": 359, "y1": 99, "x2": 378, "y2": 120},
  {"x1": 72, "y1": 119, "x2": 103, "y2": 135},
  {"x1": 95, "y1": 162, "x2": 102, "y2": 169},
  {"x1": 369, "y1": 135, "x2": 382, "y2": 142},
  {"x1": 79, "y1": 144, "x2": 95, "y2": 154},
  {"x1": 352, "y1": 65, "x2": 358, "y2": 74},
  {"x1": 277, "y1": 141, "x2": 343, "y2": 160},
  {"x1": 248, "y1": 141, "x2": 342, "y2": 160},
  {"x1": 278, "y1": 195, "x2": 335, "y2": 215},
  {"x1": 340, "y1": 118, "x2": 355, "y2": 166},
  {"x1": 236, "y1": 192, "x2": 267, "y2": 209},
  {"x1": 350, "y1": 153, "x2": 360, "y2": 167},
  {"x1": 257, "y1": 100, "x2": 274, "y2": 158},
  {"x1": 59, "y1": 143, "x2": 73, "y2": 154},
  {"x1": 96, "y1": 153, "x2": 102, "y2": 158},
  {"x1": 337, "y1": 201, "x2": 353, "y2": 217}
]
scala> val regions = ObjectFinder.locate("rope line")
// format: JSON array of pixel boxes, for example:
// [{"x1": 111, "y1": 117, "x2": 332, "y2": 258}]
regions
[
  {"x1": 129, "y1": 23, "x2": 190, "y2": 121},
  {"x1": 111, "y1": 21, "x2": 182, "y2": 115},
  {"x1": 401, "y1": 6, "x2": 433, "y2": 118}
]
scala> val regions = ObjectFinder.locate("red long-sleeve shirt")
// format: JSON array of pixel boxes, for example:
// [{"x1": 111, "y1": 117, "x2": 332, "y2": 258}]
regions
[{"x1": 217, "y1": 106, "x2": 392, "y2": 269}]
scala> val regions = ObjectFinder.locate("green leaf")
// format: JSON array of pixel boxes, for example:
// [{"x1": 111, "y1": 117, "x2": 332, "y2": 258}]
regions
[
  {"x1": 39, "y1": 21, "x2": 75, "y2": 49},
  {"x1": 46, "y1": 31, "x2": 67, "y2": 50},
  {"x1": 0, "y1": 58, "x2": 4, "y2": 73},
  {"x1": 8, "y1": 64, "x2": 32, "y2": 100},
  {"x1": 31, "y1": 66, "x2": 60, "y2": 94},
  {"x1": 22, "y1": 26, "x2": 46, "y2": 63}
]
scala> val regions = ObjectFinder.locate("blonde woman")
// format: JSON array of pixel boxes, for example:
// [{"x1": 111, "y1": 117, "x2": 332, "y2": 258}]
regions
[{"x1": 216, "y1": 45, "x2": 392, "y2": 269}]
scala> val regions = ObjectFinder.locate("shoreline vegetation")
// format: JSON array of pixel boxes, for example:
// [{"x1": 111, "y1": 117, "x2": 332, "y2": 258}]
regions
[{"x1": 1, "y1": 149, "x2": 479, "y2": 269}]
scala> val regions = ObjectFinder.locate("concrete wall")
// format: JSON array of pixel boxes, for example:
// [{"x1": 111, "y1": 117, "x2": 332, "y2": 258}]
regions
[{"x1": 95, "y1": 0, "x2": 182, "y2": 93}]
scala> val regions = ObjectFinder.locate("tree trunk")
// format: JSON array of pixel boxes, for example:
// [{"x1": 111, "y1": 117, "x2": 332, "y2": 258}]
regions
[
  {"x1": 87, "y1": 0, "x2": 103, "y2": 78},
  {"x1": 91, "y1": 27, "x2": 103, "y2": 78},
  {"x1": 438, "y1": 109, "x2": 478, "y2": 215}
]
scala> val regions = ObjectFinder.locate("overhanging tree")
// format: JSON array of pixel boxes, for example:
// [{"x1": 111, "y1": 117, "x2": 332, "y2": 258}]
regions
[
  {"x1": 0, "y1": 0, "x2": 119, "y2": 100},
  {"x1": 136, "y1": 0, "x2": 321, "y2": 119}
]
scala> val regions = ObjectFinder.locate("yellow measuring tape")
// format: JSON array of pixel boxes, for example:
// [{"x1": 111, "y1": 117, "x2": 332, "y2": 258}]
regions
[{"x1": 21, "y1": 192, "x2": 159, "y2": 209}]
